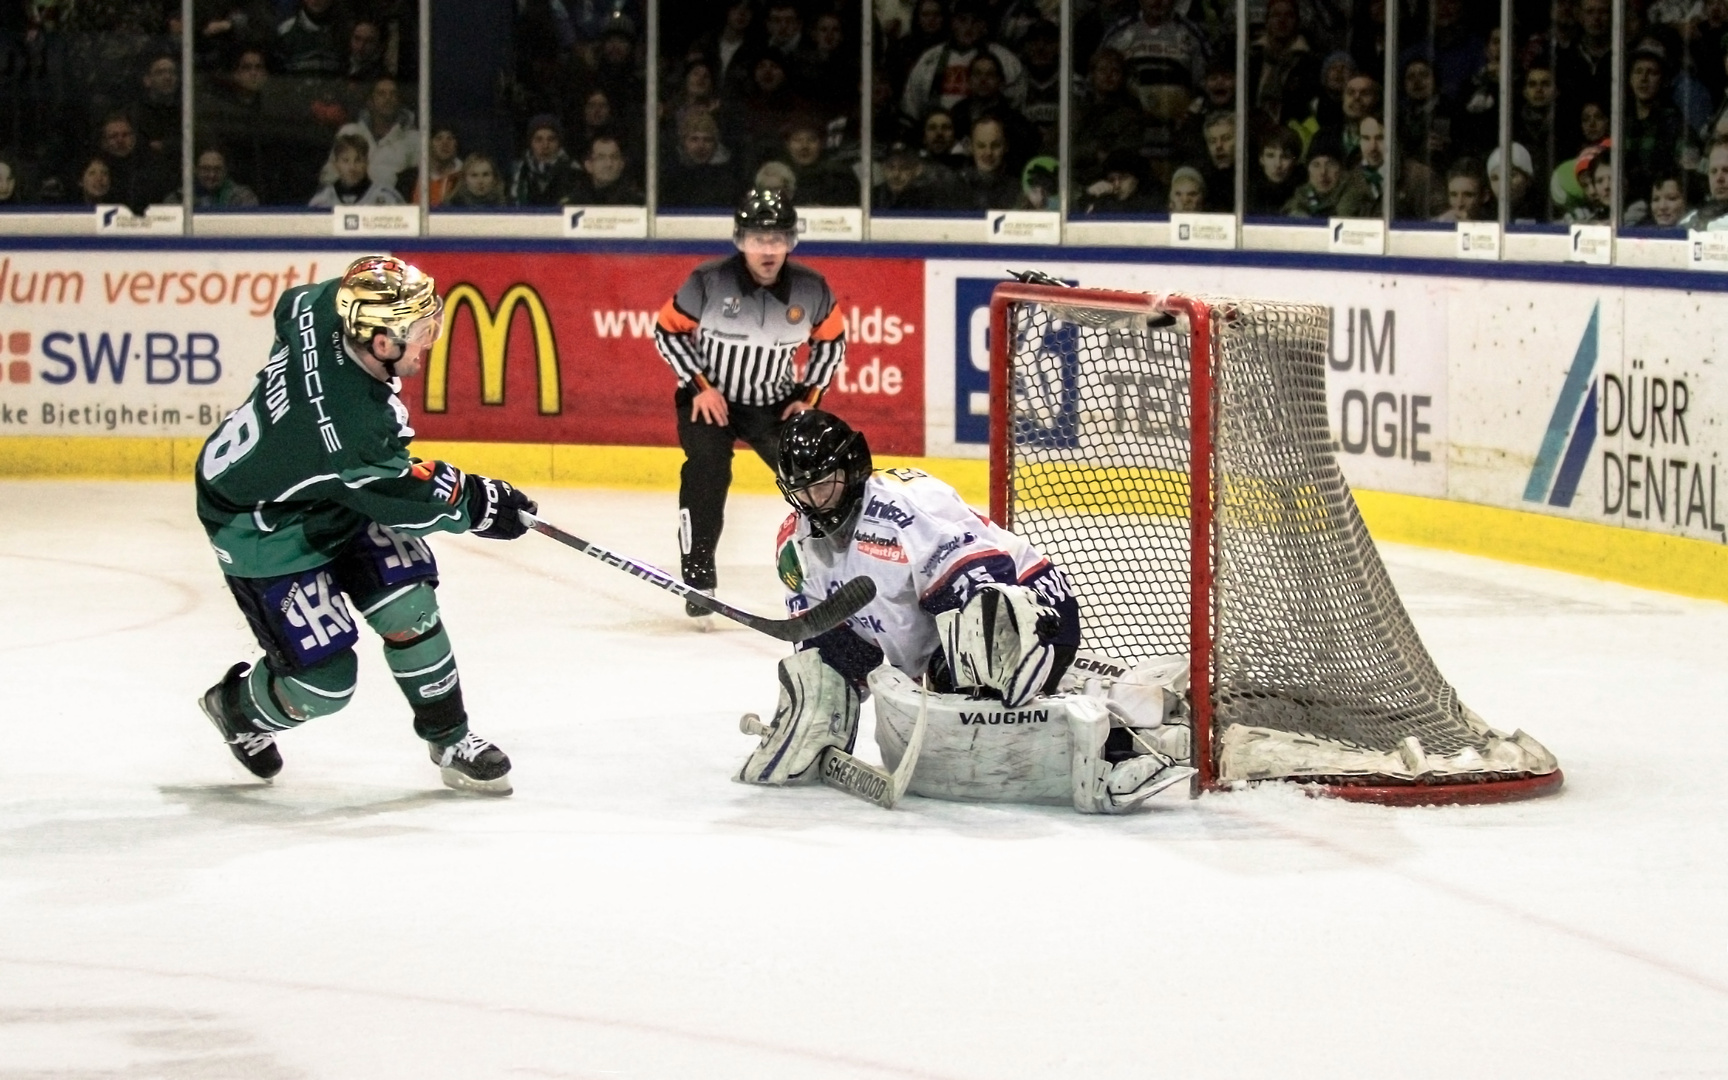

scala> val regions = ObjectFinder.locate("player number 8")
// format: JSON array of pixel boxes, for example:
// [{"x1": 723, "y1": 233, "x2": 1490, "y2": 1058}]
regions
[{"x1": 200, "y1": 401, "x2": 262, "y2": 481}]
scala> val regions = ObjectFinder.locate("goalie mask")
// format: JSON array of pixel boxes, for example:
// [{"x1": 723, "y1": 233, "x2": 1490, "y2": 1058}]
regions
[
  {"x1": 334, "y1": 256, "x2": 444, "y2": 377},
  {"x1": 776, "y1": 409, "x2": 872, "y2": 537}
]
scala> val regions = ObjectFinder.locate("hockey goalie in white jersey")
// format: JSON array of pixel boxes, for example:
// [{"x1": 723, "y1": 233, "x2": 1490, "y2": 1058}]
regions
[{"x1": 736, "y1": 409, "x2": 1195, "y2": 813}]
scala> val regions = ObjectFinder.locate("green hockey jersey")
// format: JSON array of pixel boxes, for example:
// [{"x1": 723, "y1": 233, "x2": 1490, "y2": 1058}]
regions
[{"x1": 195, "y1": 277, "x2": 473, "y2": 578}]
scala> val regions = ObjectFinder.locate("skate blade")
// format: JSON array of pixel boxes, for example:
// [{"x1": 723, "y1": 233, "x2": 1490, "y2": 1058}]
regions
[
  {"x1": 440, "y1": 767, "x2": 513, "y2": 796},
  {"x1": 690, "y1": 613, "x2": 714, "y2": 632}
]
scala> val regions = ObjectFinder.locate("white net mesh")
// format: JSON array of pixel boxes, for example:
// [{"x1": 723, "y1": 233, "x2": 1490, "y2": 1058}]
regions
[{"x1": 998, "y1": 290, "x2": 1560, "y2": 792}]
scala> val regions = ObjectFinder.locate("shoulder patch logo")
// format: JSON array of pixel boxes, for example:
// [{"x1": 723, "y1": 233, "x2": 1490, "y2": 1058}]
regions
[
  {"x1": 777, "y1": 540, "x2": 805, "y2": 591},
  {"x1": 722, "y1": 296, "x2": 742, "y2": 317},
  {"x1": 776, "y1": 511, "x2": 800, "y2": 548},
  {"x1": 786, "y1": 305, "x2": 805, "y2": 324}
]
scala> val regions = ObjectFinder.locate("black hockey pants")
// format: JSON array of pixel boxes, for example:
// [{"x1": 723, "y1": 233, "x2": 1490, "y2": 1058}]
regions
[{"x1": 674, "y1": 385, "x2": 790, "y2": 587}]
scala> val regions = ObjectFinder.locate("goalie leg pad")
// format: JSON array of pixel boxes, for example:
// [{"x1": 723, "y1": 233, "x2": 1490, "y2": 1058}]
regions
[
  {"x1": 1068, "y1": 696, "x2": 1195, "y2": 814},
  {"x1": 739, "y1": 649, "x2": 860, "y2": 785},
  {"x1": 935, "y1": 583, "x2": 1058, "y2": 709}
]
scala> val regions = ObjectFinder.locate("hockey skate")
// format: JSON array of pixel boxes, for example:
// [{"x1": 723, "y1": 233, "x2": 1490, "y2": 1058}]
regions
[
  {"x1": 431, "y1": 731, "x2": 513, "y2": 796},
  {"x1": 198, "y1": 662, "x2": 283, "y2": 780}
]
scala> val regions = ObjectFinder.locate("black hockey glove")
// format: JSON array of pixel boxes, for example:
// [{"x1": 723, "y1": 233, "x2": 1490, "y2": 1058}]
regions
[{"x1": 465, "y1": 475, "x2": 537, "y2": 540}]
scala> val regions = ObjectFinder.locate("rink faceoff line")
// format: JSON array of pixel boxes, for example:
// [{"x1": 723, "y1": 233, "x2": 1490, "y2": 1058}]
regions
[
  {"x1": 1211, "y1": 803, "x2": 1728, "y2": 999},
  {"x1": 0, "y1": 954, "x2": 971, "y2": 1080}
]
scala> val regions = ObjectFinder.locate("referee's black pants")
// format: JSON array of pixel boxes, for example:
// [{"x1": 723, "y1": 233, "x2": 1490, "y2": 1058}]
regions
[{"x1": 675, "y1": 385, "x2": 789, "y2": 588}]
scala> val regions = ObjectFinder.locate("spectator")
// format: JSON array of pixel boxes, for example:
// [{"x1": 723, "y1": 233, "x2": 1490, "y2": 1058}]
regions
[
  {"x1": 322, "y1": 77, "x2": 419, "y2": 192},
  {"x1": 1248, "y1": 127, "x2": 1302, "y2": 214},
  {"x1": 511, "y1": 114, "x2": 581, "y2": 206},
  {"x1": 1679, "y1": 137, "x2": 1728, "y2": 229},
  {"x1": 1019, "y1": 156, "x2": 1059, "y2": 210},
  {"x1": 589, "y1": 19, "x2": 645, "y2": 110},
  {"x1": 1644, "y1": 171, "x2": 1691, "y2": 227},
  {"x1": 802, "y1": 11, "x2": 857, "y2": 113},
  {"x1": 693, "y1": 0, "x2": 758, "y2": 95},
  {"x1": 1517, "y1": 65, "x2": 1561, "y2": 213},
  {"x1": 1248, "y1": 0, "x2": 1319, "y2": 125},
  {"x1": 410, "y1": 127, "x2": 463, "y2": 206},
  {"x1": 1075, "y1": 148, "x2": 1162, "y2": 214},
  {"x1": 191, "y1": 146, "x2": 261, "y2": 208},
  {"x1": 1303, "y1": 72, "x2": 1380, "y2": 161},
  {"x1": 950, "y1": 52, "x2": 1041, "y2": 172},
  {"x1": 345, "y1": 20, "x2": 388, "y2": 86},
  {"x1": 1397, "y1": 57, "x2": 1453, "y2": 169},
  {"x1": 901, "y1": 0, "x2": 1026, "y2": 122},
  {"x1": 94, "y1": 112, "x2": 175, "y2": 210},
  {"x1": 1303, "y1": 51, "x2": 1355, "y2": 135},
  {"x1": 1556, "y1": 0, "x2": 1614, "y2": 148},
  {"x1": 1282, "y1": 130, "x2": 1376, "y2": 216},
  {"x1": 1192, "y1": 54, "x2": 1238, "y2": 120},
  {"x1": 574, "y1": 89, "x2": 633, "y2": 169},
  {"x1": 1168, "y1": 165, "x2": 1206, "y2": 211},
  {"x1": 279, "y1": 0, "x2": 350, "y2": 76},
  {"x1": 735, "y1": 53, "x2": 807, "y2": 163},
  {"x1": 1565, "y1": 148, "x2": 1614, "y2": 222},
  {"x1": 196, "y1": 46, "x2": 329, "y2": 204},
  {"x1": 1099, "y1": 0, "x2": 1208, "y2": 122},
  {"x1": 309, "y1": 132, "x2": 406, "y2": 205},
  {"x1": 76, "y1": 156, "x2": 112, "y2": 206},
  {"x1": 193, "y1": 1, "x2": 278, "y2": 71},
  {"x1": 1487, "y1": 142, "x2": 1542, "y2": 223},
  {"x1": 660, "y1": 111, "x2": 742, "y2": 208},
  {"x1": 888, "y1": 0, "x2": 947, "y2": 89},
  {"x1": 1196, "y1": 110, "x2": 1235, "y2": 208},
  {"x1": 1454, "y1": 27, "x2": 1502, "y2": 159},
  {"x1": 754, "y1": 160, "x2": 797, "y2": 199},
  {"x1": 1433, "y1": 157, "x2": 1488, "y2": 222},
  {"x1": 445, "y1": 153, "x2": 507, "y2": 208},
  {"x1": 664, "y1": 59, "x2": 722, "y2": 144},
  {"x1": 570, "y1": 134, "x2": 645, "y2": 205},
  {"x1": 957, "y1": 115, "x2": 1021, "y2": 209},
  {"x1": 773, "y1": 120, "x2": 856, "y2": 206},
  {"x1": 872, "y1": 139, "x2": 967, "y2": 210},
  {"x1": 1410, "y1": 0, "x2": 1486, "y2": 103},
  {"x1": 1021, "y1": 20, "x2": 1062, "y2": 155},
  {"x1": 1352, "y1": 112, "x2": 1388, "y2": 209},
  {"x1": 1623, "y1": 41, "x2": 1689, "y2": 206},
  {"x1": 1073, "y1": 48, "x2": 1143, "y2": 182},
  {"x1": 133, "y1": 54, "x2": 181, "y2": 160},
  {"x1": 0, "y1": 155, "x2": 20, "y2": 207},
  {"x1": 920, "y1": 107, "x2": 969, "y2": 173}
]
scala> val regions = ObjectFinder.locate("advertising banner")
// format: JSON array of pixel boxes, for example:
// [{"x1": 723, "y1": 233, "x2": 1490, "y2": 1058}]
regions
[
  {"x1": 925, "y1": 259, "x2": 1448, "y2": 498},
  {"x1": 0, "y1": 251, "x2": 350, "y2": 438},
  {"x1": 397, "y1": 251, "x2": 926, "y2": 454},
  {"x1": 1457, "y1": 285, "x2": 1728, "y2": 547}
]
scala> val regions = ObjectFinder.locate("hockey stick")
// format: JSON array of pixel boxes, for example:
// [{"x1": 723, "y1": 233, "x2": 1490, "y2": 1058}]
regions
[
  {"x1": 741, "y1": 675, "x2": 929, "y2": 810},
  {"x1": 520, "y1": 512, "x2": 875, "y2": 643}
]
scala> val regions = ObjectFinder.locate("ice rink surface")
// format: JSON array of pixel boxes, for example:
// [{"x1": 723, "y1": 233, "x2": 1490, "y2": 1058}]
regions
[{"x1": 0, "y1": 479, "x2": 1724, "y2": 1079}]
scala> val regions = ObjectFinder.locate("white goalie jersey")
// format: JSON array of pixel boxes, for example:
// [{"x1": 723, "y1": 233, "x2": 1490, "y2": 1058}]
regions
[{"x1": 776, "y1": 467, "x2": 1071, "y2": 679}]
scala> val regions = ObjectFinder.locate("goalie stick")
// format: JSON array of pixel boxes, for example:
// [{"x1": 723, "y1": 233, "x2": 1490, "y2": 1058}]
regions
[
  {"x1": 520, "y1": 513, "x2": 876, "y2": 643},
  {"x1": 738, "y1": 676, "x2": 930, "y2": 810}
]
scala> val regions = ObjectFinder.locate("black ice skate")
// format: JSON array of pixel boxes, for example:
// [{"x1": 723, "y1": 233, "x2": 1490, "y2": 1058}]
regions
[
  {"x1": 199, "y1": 662, "x2": 283, "y2": 780},
  {"x1": 431, "y1": 732, "x2": 513, "y2": 796}
]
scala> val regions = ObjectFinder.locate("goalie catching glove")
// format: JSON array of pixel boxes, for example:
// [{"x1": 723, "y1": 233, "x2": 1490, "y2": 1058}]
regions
[
  {"x1": 934, "y1": 583, "x2": 1061, "y2": 708},
  {"x1": 465, "y1": 475, "x2": 537, "y2": 540}
]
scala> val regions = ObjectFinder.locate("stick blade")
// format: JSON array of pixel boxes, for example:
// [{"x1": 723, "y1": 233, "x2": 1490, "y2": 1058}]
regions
[{"x1": 760, "y1": 575, "x2": 878, "y2": 643}]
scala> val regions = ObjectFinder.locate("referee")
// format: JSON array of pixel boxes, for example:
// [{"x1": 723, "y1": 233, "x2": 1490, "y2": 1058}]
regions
[{"x1": 653, "y1": 188, "x2": 847, "y2": 617}]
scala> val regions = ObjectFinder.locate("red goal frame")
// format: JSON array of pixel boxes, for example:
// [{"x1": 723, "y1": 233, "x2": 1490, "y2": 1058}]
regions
[{"x1": 988, "y1": 283, "x2": 1563, "y2": 806}]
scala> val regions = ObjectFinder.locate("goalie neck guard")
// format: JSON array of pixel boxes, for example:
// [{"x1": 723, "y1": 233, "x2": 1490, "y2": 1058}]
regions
[{"x1": 776, "y1": 409, "x2": 872, "y2": 538}]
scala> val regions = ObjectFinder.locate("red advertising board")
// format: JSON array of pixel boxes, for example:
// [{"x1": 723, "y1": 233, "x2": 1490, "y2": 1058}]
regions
[{"x1": 395, "y1": 251, "x2": 925, "y2": 454}]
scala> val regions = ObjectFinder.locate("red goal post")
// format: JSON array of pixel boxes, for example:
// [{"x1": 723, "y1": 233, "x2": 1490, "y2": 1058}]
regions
[{"x1": 987, "y1": 282, "x2": 1563, "y2": 805}]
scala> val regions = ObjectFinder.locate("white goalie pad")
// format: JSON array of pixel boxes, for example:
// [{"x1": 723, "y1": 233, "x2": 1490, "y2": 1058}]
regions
[
  {"x1": 1218, "y1": 704, "x2": 1561, "y2": 784},
  {"x1": 935, "y1": 583, "x2": 1058, "y2": 708},
  {"x1": 738, "y1": 650, "x2": 861, "y2": 786},
  {"x1": 869, "y1": 666, "x2": 1193, "y2": 813},
  {"x1": 1059, "y1": 650, "x2": 1193, "y2": 764}
]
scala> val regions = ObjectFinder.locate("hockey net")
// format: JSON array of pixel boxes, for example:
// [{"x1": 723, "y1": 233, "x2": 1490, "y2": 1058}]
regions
[{"x1": 988, "y1": 283, "x2": 1562, "y2": 804}]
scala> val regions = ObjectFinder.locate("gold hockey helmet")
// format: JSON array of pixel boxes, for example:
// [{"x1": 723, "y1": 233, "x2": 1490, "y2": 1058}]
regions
[{"x1": 334, "y1": 256, "x2": 444, "y2": 352}]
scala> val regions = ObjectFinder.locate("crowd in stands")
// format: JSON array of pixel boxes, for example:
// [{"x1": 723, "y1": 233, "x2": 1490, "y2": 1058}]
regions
[{"x1": 0, "y1": 0, "x2": 1726, "y2": 228}]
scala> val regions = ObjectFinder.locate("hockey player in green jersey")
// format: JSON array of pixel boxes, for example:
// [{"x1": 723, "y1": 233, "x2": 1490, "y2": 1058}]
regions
[{"x1": 195, "y1": 255, "x2": 537, "y2": 795}]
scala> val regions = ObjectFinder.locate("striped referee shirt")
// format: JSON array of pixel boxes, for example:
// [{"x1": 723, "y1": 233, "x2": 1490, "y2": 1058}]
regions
[{"x1": 654, "y1": 254, "x2": 847, "y2": 407}]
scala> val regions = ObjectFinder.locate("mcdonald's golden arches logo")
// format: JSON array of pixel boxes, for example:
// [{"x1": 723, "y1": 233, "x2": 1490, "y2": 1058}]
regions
[{"x1": 425, "y1": 283, "x2": 561, "y2": 415}]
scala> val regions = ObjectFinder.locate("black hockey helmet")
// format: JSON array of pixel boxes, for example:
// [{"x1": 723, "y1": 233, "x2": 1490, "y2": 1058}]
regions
[
  {"x1": 734, "y1": 187, "x2": 798, "y2": 249},
  {"x1": 776, "y1": 409, "x2": 872, "y2": 537}
]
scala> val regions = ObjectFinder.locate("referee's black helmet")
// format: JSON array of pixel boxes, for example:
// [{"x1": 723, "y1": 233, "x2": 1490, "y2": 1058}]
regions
[
  {"x1": 734, "y1": 188, "x2": 798, "y2": 243},
  {"x1": 776, "y1": 409, "x2": 873, "y2": 537}
]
